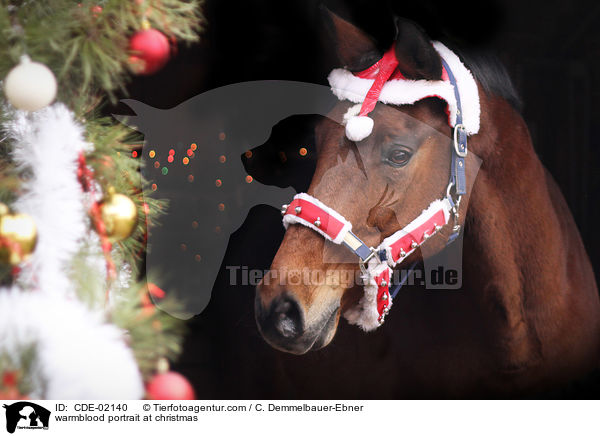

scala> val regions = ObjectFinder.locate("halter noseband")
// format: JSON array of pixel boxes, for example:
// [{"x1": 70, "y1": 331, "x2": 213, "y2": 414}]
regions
[{"x1": 280, "y1": 43, "x2": 478, "y2": 331}]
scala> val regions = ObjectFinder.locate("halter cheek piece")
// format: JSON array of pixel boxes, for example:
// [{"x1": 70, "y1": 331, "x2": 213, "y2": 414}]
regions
[{"x1": 280, "y1": 43, "x2": 478, "y2": 331}]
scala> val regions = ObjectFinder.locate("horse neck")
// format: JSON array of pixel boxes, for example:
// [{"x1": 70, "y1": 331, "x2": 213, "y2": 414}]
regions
[{"x1": 458, "y1": 94, "x2": 572, "y2": 359}]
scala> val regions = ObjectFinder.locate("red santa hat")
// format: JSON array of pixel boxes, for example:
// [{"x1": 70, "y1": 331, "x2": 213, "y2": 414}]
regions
[{"x1": 329, "y1": 42, "x2": 480, "y2": 141}]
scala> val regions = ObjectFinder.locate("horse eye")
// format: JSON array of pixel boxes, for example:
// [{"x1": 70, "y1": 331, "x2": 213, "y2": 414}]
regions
[{"x1": 385, "y1": 148, "x2": 412, "y2": 167}]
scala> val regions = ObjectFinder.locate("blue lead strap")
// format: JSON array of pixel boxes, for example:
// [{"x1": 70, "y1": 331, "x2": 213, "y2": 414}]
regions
[
  {"x1": 390, "y1": 261, "x2": 418, "y2": 299},
  {"x1": 441, "y1": 57, "x2": 468, "y2": 196}
]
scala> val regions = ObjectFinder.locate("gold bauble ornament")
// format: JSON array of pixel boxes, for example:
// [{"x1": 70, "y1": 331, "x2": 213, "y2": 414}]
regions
[
  {"x1": 0, "y1": 203, "x2": 38, "y2": 265},
  {"x1": 97, "y1": 187, "x2": 138, "y2": 243}
]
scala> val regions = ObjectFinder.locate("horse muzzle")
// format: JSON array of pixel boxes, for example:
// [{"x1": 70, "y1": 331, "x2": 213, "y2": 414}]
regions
[{"x1": 254, "y1": 291, "x2": 340, "y2": 354}]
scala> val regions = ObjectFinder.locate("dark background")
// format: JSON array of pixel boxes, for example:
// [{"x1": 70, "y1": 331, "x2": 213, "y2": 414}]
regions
[{"x1": 119, "y1": 0, "x2": 600, "y2": 398}]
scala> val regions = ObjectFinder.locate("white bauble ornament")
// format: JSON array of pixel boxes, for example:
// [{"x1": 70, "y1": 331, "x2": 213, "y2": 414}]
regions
[{"x1": 3, "y1": 56, "x2": 57, "y2": 111}]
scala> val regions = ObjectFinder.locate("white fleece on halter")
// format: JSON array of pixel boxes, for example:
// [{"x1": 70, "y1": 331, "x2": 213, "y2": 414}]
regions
[
  {"x1": 328, "y1": 42, "x2": 481, "y2": 137},
  {"x1": 380, "y1": 198, "x2": 452, "y2": 268},
  {"x1": 343, "y1": 259, "x2": 392, "y2": 331},
  {"x1": 343, "y1": 197, "x2": 452, "y2": 331},
  {"x1": 282, "y1": 192, "x2": 352, "y2": 244},
  {"x1": 282, "y1": 193, "x2": 454, "y2": 332}
]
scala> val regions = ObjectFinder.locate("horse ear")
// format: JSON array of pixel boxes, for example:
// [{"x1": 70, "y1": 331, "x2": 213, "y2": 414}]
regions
[
  {"x1": 320, "y1": 6, "x2": 381, "y2": 71},
  {"x1": 394, "y1": 17, "x2": 442, "y2": 80}
]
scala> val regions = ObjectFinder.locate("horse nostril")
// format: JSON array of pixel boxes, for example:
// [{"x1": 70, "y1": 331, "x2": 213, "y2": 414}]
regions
[{"x1": 271, "y1": 296, "x2": 302, "y2": 339}]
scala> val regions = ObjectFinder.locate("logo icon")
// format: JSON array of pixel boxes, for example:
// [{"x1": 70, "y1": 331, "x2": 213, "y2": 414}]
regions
[{"x1": 3, "y1": 402, "x2": 50, "y2": 434}]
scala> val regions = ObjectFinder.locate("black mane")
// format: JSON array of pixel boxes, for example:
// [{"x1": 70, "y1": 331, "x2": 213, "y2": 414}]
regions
[{"x1": 448, "y1": 44, "x2": 522, "y2": 111}]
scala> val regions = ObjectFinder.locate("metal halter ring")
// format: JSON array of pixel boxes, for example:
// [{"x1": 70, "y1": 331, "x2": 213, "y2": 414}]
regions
[
  {"x1": 446, "y1": 180, "x2": 462, "y2": 205},
  {"x1": 446, "y1": 180, "x2": 455, "y2": 200},
  {"x1": 453, "y1": 124, "x2": 468, "y2": 158}
]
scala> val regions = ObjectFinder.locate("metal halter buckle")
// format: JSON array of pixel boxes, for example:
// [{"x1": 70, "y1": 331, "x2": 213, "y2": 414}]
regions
[
  {"x1": 453, "y1": 124, "x2": 468, "y2": 158},
  {"x1": 358, "y1": 248, "x2": 377, "y2": 275}
]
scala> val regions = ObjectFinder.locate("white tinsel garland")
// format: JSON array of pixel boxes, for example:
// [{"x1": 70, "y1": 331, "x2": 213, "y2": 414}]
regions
[
  {"x1": 7, "y1": 104, "x2": 91, "y2": 296},
  {"x1": 1, "y1": 104, "x2": 144, "y2": 399},
  {"x1": 0, "y1": 289, "x2": 144, "y2": 399}
]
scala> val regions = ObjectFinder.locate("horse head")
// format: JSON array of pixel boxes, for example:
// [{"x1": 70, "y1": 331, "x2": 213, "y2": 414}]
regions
[{"x1": 255, "y1": 12, "x2": 482, "y2": 354}]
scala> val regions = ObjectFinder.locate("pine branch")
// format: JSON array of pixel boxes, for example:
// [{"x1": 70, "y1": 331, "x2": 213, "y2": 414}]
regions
[
  {"x1": 0, "y1": 0, "x2": 203, "y2": 392},
  {"x1": 0, "y1": 0, "x2": 204, "y2": 107}
]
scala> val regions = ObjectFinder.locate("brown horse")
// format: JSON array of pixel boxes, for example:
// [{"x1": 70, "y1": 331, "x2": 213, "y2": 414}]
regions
[{"x1": 254, "y1": 12, "x2": 600, "y2": 397}]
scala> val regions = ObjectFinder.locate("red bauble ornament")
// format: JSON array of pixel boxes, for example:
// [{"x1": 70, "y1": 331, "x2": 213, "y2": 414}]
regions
[
  {"x1": 91, "y1": 5, "x2": 102, "y2": 17},
  {"x1": 146, "y1": 371, "x2": 195, "y2": 400},
  {"x1": 140, "y1": 283, "x2": 166, "y2": 317},
  {"x1": 129, "y1": 29, "x2": 170, "y2": 75},
  {"x1": 0, "y1": 371, "x2": 28, "y2": 400}
]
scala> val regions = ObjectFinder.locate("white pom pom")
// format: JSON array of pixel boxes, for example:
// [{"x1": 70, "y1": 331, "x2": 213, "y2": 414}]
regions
[
  {"x1": 345, "y1": 115, "x2": 374, "y2": 142},
  {"x1": 4, "y1": 56, "x2": 57, "y2": 112}
]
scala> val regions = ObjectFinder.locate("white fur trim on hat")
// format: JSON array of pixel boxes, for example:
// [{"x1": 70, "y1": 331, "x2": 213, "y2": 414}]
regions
[
  {"x1": 432, "y1": 42, "x2": 480, "y2": 135},
  {"x1": 328, "y1": 42, "x2": 480, "y2": 135}
]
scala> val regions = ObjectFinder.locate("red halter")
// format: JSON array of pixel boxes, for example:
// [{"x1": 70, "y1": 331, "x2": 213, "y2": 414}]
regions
[{"x1": 282, "y1": 194, "x2": 454, "y2": 329}]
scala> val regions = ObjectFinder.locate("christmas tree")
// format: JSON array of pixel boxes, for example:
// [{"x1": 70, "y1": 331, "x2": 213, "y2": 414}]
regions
[{"x1": 0, "y1": 0, "x2": 203, "y2": 399}]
